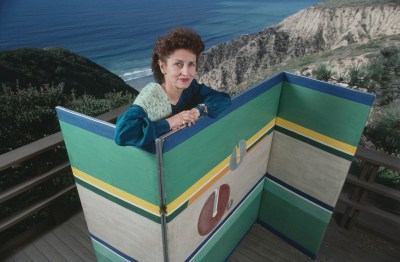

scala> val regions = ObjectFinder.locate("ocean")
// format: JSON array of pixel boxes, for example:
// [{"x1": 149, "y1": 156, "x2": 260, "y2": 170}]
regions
[{"x1": 0, "y1": 0, "x2": 321, "y2": 88}]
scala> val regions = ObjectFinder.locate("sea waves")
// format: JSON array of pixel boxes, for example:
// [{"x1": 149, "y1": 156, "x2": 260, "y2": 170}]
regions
[{"x1": 120, "y1": 68, "x2": 153, "y2": 82}]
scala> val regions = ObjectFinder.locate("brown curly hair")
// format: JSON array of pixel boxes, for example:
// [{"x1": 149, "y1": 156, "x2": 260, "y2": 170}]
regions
[{"x1": 151, "y1": 26, "x2": 205, "y2": 82}]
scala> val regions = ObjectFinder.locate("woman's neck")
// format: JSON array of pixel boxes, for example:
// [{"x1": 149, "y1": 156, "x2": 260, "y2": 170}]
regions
[{"x1": 162, "y1": 82, "x2": 182, "y2": 105}]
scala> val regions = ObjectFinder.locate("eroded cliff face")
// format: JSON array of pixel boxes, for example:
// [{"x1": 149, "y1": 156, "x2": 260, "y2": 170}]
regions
[{"x1": 197, "y1": 3, "x2": 400, "y2": 92}]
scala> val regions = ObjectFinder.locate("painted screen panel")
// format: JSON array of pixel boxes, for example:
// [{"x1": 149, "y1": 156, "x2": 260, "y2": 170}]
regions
[
  {"x1": 56, "y1": 107, "x2": 163, "y2": 262},
  {"x1": 262, "y1": 73, "x2": 374, "y2": 258},
  {"x1": 278, "y1": 80, "x2": 373, "y2": 147},
  {"x1": 259, "y1": 177, "x2": 332, "y2": 257},
  {"x1": 189, "y1": 179, "x2": 264, "y2": 262},
  {"x1": 161, "y1": 74, "x2": 283, "y2": 261},
  {"x1": 163, "y1": 76, "x2": 282, "y2": 209}
]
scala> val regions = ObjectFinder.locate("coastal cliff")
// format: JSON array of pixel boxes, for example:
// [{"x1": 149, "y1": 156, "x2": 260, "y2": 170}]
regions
[{"x1": 197, "y1": 1, "x2": 400, "y2": 92}]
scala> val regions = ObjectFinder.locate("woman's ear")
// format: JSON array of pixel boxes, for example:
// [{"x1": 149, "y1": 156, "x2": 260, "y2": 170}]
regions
[{"x1": 158, "y1": 60, "x2": 166, "y2": 74}]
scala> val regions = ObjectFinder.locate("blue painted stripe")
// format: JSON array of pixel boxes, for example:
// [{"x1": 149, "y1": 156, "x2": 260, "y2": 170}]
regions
[
  {"x1": 162, "y1": 72, "x2": 284, "y2": 152},
  {"x1": 161, "y1": 112, "x2": 219, "y2": 153},
  {"x1": 229, "y1": 71, "x2": 283, "y2": 111},
  {"x1": 185, "y1": 176, "x2": 265, "y2": 262},
  {"x1": 257, "y1": 220, "x2": 316, "y2": 259},
  {"x1": 56, "y1": 107, "x2": 114, "y2": 139},
  {"x1": 265, "y1": 173, "x2": 334, "y2": 212},
  {"x1": 283, "y1": 72, "x2": 375, "y2": 106},
  {"x1": 56, "y1": 106, "x2": 156, "y2": 153},
  {"x1": 90, "y1": 233, "x2": 138, "y2": 262}
]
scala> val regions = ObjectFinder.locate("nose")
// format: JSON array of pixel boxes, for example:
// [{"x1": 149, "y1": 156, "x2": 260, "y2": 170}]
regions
[
  {"x1": 181, "y1": 63, "x2": 196, "y2": 77},
  {"x1": 181, "y1": 65, "x2": 189, "y2": 76}
]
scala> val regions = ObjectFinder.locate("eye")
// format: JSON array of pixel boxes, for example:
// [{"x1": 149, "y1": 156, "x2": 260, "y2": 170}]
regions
[
  {"x1": 189, "y1": 62, "x2": 196, "y2": 67},
  {"x1": 175, "y1": 62, "x2": 184, "y2": 68}
]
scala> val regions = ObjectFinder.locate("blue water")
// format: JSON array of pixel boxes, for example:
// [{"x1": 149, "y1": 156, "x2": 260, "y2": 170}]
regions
[{"x1": 0, "y1": 0, "x2": 321, "y2": 85}]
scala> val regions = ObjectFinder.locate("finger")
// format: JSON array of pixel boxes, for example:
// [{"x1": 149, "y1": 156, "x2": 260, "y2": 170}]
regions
[{"x1": 187, "y1": 116, "x2": 196, "y2": 124}]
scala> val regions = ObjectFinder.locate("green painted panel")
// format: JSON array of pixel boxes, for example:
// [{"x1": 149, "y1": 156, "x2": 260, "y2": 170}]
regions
[
  {"x1": 163, "y1": 84, "x2": 281, "y2": 205},
  {"x1": 278, "y1": 82, "x2": 371, "y2": 146},
  {"x1": 258, "y1": 179, "x2": 331, "y2": 255},
  {"x1": 60, "y1": 121, "x2": 160, "y2": 206},
  {"x1": 190, "y1": 181, "x2": 263, "y2": 262},
  {"x1": 92, "y1": 239, "x2": 126, "y2": 262}
]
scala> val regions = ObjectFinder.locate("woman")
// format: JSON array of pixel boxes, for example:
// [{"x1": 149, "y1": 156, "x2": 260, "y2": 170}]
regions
[{"x1": 114, "y1": 27, "x2": 231, "y2": 146}]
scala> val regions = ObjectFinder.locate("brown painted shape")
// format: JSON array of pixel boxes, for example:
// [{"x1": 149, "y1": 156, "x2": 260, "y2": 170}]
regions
[{"x1": 197, "y1": 184, "x2": 230, "y2": 236}]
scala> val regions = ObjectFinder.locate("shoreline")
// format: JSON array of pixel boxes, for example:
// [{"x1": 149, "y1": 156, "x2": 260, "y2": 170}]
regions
[{"x1": 125, "y1": 74, "x2": 153, "y2": 92}]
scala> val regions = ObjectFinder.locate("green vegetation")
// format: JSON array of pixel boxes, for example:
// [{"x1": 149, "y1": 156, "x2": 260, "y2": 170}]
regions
[
  {"x1": 0, "y1": 47, "x2": 138, "y2": 154},
  {"x1": 0, "y1": 47, "x2": 137, "y2": 97},
  {"x1": 312, "y1": 64, "x2": 333, "y2": 81},
  {"x1": 311, "y1": 46, "x2": 400, "y2": 106},
  {"x1": 317, "y1": 0, "x2": 400, "y2": 8},
  {"x1": 0, "y1": 82, "x2": 134, "y2": 154},
  {"x1": 366, "y1": 106, "x2": 400, "y2": 155}
]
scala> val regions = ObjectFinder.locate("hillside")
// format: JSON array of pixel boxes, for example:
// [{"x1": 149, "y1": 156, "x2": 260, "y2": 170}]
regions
[
  {"x1": 0, "y1": 47, "x2": 137, "y2": 153},
  {"x1": 197, "y1": 0, "x2": 400, "y2": 93},
  {"x1": 0, "y1": 47, "x2": 138, "y2": 97}
]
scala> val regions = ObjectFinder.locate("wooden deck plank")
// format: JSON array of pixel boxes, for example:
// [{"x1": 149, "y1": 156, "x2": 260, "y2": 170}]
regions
[
  {"x1": 69, "y1": 212, "x2": 87, "y2": 231},
  {"x1": 316, "y1": 218, "x2": 400, "y2": 262},
  {"x1": 40, "y1": 231, "x2": 85, "y2": 262},
  {"x1": 58, "y1": 220, "x2": 95, "y2": 256},
  {"x1": 9, "y1": 251, "x2": 32, "y2": 262},
  {"x1": 4, "y1": 211, "x2": 400, "y2": 262},
  {"x1": 228, "y1": 249, "x2": 257, "y2": 262},
  {"x1": 30, "y1": 235, "x2": 68, "y2": 262},
  {"x1": 22, "y1": 243, "x2": 50, "y2": 262},
  {"x1": 228, "y1": 224, "x2": 311, "y2": 262},
  {"x1": 54, "y1": 225, "x2": 96, "y2": 261}
]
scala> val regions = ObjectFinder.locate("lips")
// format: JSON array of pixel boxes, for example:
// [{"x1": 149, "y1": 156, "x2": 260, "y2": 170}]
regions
[{"x1": 179, "y1": 78, "x2": 190, "y2": 83}]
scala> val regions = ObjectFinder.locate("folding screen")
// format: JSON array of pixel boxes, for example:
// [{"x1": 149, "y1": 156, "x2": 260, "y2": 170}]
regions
[{"x1": 56, "y1": 72, "x2": 374, "y2": 261}]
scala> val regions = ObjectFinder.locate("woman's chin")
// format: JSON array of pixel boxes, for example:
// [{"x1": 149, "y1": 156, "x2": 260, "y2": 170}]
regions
[{"x1": 177, "y1": 81, "x2": 191, "y2": 89}]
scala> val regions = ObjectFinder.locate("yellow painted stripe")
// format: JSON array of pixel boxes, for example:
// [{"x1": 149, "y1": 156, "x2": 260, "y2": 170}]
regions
[
  {"x1": 246, "y1": 118, "x2": 276, "y2": 149},
  {"x1": 167, "y1": 157, "x2": 230, "y2": 213},
  {"x1": 276, "y1": 117, "x2": 356, "y2": 154},
  {"x1": 167, "y1": 119, "x2": 275, "y2": 214},
  {"x1": 71, "y1": 167, "x2": 160, "y2": 215},
  {"x1": 188, "y1": 165, "x2": 230, "y2": 206}
]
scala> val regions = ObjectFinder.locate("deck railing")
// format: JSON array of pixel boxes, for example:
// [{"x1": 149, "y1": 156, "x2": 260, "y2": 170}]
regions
[
  {"x1": 0, "y1": 105, "x2": 129, "y2": 256},
  {"x1": 1, "y1": 106, "x2": 399, "y2": 254},
  {"x1": 338, "y1": 146, "x2": 400, "y2": 243}
]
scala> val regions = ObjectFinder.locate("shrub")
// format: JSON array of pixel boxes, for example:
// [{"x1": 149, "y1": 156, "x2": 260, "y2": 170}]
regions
[
  {"x1": 375, "y1": 168, "x2": 400, "y2": 189},
  {"x1": 343, "y1": 32, "x2": 356, "y2": 44},
  {"x1": 68, "y1": 91, "x2": 134, "y2": 117},
  {"x1": 347, "y1": 64, "x2": 367, "y2": 87},
  {"x1": 364, "y1": 46, "x2": 400, "y2": 105},
  {"x1": 0, "y1": 82, "x2": 135, "y2": 154},
  {"x1": 0, "y1": 83, "x2": 66, "y2": 153},
  {"x1": 312, "y1": 64, "x2": 332, "y2": 81},
  {"x1": 365, "y1": 105, "x2": 400, "y2": 156}
]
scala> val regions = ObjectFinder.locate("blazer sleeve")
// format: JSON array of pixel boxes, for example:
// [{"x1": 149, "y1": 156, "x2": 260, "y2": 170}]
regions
[
  {"x1": 193, "y1": 80, "x2": 232, "y2": 118},
  {"x1": 114, "y1": 105, "x2": 170, "y2": 146}
]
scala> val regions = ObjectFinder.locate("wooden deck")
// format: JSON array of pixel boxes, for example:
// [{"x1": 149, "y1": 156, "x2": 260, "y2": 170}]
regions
[{"x1": 3, "y1": 211, "x2": 400, "y2": 262}]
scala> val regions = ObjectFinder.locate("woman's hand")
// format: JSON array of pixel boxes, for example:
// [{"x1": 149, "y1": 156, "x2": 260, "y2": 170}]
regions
[
  {"x1": 166, "y1": 109, "x2": 200, "y2": 131},
  {"x1": 189, "y1": 108, "x2": 200, "y2": 119}
]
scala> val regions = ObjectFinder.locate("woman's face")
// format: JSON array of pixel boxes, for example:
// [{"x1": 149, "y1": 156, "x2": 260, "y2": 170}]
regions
[{"x1": 159, "y1": 48, "x2": 197, "y2": 91}]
